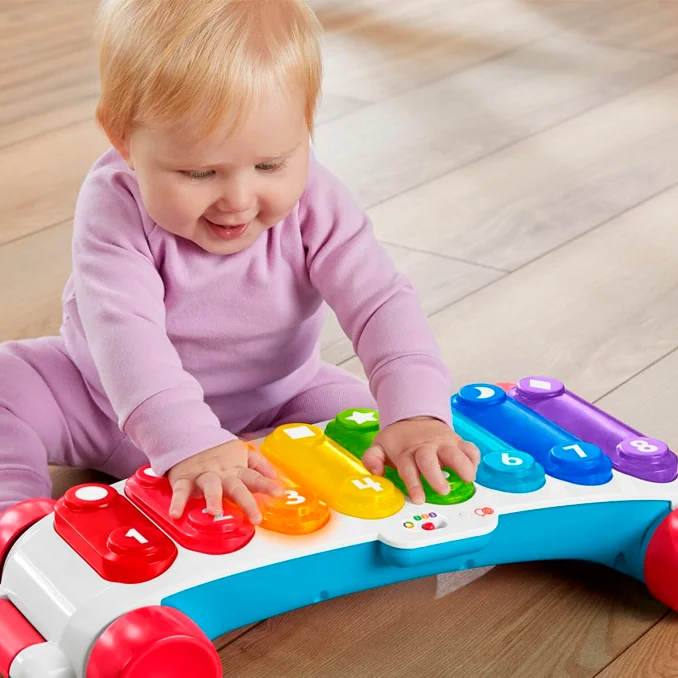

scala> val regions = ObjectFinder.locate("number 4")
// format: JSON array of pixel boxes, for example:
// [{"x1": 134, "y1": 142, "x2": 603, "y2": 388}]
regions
[{"x1": 352, "y1": 477, "x2": 383, "y2": 492}]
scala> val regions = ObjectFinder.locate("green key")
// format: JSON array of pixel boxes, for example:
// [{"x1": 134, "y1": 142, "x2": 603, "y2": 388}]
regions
[
  {"x1": 385, "y1": 466, "x2": 475, "y2": 505},
  {"x1": 324, "y1": 408, "x2": 380, "y2": 460},
  {"x1": 325, "y1": 409, "x2": 475, "y2": 505}
]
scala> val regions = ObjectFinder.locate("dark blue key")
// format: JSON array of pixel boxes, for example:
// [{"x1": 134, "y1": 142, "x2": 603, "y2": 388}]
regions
[{"x1": 451, "y1": 383, "x2": 612, "y2": 486}]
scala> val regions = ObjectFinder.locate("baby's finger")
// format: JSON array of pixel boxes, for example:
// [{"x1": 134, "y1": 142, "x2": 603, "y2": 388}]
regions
[
  {"x1": 362, "y1": 444, "x2": 387, "y2": 476},
  {"x1": 195, "y1": 472, "x2": 224, "y2": 515},
  {"x1": 459, "y1": 439, "x2": 481, "y2": 466},
  {"x1": 239, "y1": 467, "x2": 284, "y2": 497},
  {"x1": 439, "y1": 444, "x2": 477, "y2": 483},
  {"x1": 396, "y1": 455, "x2": 426, "y2": 504},
  {"x1": 414, "y1": 443, "x2": 450, "y2": 495},
  {"x1": 246, "y1": 446, "x2": 280, "y2": 481},
  {"x1": 223, "y1": 475, "x2": 262, "y2": 525},
  {"x1": 169, "y1": 477, "x2": 193, "y2": 519}
]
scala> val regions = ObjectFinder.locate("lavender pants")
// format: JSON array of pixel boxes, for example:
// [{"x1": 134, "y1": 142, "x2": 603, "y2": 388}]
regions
[{"x1": 0, "y1": 337, "x2": 375, "y2": 514}]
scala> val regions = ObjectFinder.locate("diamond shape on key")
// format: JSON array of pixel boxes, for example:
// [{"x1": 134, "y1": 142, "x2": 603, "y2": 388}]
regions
[
  {"x1": 529, "y1": 379, "x2": 553, "y2": 391},
  {"x1": 284, "y1": 425, "x2": 316, "y2": 440}
]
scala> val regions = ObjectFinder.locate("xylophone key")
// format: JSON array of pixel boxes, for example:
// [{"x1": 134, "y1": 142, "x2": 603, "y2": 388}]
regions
[
  {"x1": 261, "y1": 424, "x2": 405, "y2": 519},
  {"x1": 509, "y1": 376, "x2": 678, "y2": 483}
]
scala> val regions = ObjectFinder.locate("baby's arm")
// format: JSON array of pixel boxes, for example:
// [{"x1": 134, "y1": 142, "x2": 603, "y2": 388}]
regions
[
  {"x1": 71, "y1": 167, "x2": 279, "y2": 520},
  {"x1": 300, "y1": 156, "x2": 479, "y2": 499}
]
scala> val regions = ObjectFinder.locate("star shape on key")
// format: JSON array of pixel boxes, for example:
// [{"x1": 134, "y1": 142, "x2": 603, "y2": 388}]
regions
[{"x1": 346, "y1": 411, "x2": 378, "y2": 425}]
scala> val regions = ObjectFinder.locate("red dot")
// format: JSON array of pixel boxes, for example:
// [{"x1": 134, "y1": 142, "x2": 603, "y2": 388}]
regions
[{"x1": 422, "y1": 522, "x2": 435, "y2": 531}]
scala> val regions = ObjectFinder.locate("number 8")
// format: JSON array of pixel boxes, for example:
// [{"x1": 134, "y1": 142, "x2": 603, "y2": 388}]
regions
[{"x1": 629, "y1": 440, "x2": 659, "y2": 454}]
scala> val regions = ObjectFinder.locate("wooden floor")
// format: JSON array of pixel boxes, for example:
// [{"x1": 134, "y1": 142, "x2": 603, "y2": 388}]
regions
[{"x1": 3, "y1": 0, "x2": 678, "y2": 675}]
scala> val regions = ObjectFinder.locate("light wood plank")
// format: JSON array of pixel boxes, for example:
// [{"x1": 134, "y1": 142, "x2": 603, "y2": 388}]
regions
[
  {"x1": 321, "y1": 244, "x2": 504, "y2": 365},
  {"x1": 315, "y1": 32, "x2": 674, "y2": 209},
  {"x1": 317, "y1": 0, "x2": 625, "y2": 102},
  {"x1": 343, "y1": 182, "x2": 678, "y2": 403},
  {"x1": 368, "y1": 68, "x2": 678, "y2": 270},
  {"x1": 0, "y1": 121, "x2": 109, "y2": 246},
  {"x1": 0, "y1": 1, "x2": 99, "y2": 147},
  {"x1": 217, "y1": 561, "x2": 665, "y2": 677},
  {"x1": 576, "y1": 2, "x2": 678, "y2": 58},
  {"x1": 0, "y1": 221, "x2": 72, "y2": 342},
  {"x1": 595, "y1": 348, "x2": 678, "y2": 450},
  {"x1": 597, "y1": 613, "x2": 678, "y2": 677}
]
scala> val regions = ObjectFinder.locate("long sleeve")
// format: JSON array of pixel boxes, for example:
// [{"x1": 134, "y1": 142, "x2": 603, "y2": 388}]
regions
[
  {"x1": 71, "y1": 167, "x2": 235, "y2": 475},
  {"x1": 300, "y1": 158, "x2": 453, "y2": 427}
]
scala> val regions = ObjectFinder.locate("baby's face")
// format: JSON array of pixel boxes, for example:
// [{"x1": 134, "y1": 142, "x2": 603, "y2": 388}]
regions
[{"x1": 122, "y1": 92, "x2": 310, "y2": 255}]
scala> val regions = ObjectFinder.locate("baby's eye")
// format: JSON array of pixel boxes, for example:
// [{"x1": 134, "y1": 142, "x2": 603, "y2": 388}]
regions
[
  {"x1": 256, "y1": 159, "x2": 287, "y2": 173},
  {"x1": 181, "y1": 169, "x2": 216, "y2": 181}
]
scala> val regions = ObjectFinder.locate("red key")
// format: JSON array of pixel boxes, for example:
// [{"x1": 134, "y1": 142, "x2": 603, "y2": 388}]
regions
[
  {"x1": 125, "y1": 466, "x2": 255, "y2": 555},
  {"x1": 54, "y1": 484, "x2": 177, "y2": 584}
]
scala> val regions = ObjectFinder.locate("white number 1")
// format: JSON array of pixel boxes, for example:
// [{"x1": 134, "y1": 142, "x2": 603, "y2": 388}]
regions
[
  {"x1": 125, "y1": 528, "x2": 148, "y2": 545},
  {"x1": 563, "y1": 444, "x2": 587, "y2": 458}
]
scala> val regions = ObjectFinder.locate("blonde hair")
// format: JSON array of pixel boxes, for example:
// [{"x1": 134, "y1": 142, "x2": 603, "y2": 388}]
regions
[{"x1": 95, "y1": 0, "x2": 323, "y2": 145}]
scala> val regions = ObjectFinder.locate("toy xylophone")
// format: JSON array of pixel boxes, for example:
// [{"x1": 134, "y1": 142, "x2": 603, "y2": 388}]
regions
[{"x1": 1, "y1": 376, "x2": 677, "y2": 678}]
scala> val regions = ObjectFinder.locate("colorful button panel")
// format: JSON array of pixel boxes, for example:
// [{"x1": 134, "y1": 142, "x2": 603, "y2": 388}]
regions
[
  {"x1": 260, "y1": 424, "x2": 404, "y2": 520},
  {"x1": 125, "y1": 467, "x2": 254, "y2": 555},
  {"x1": 451, "y1": 383, "x2": 613, "y2": 486},
  {"x1": 476, "y1": 450, "x2": 546, "y2": 493},
  {"x1": 255, "y1": 479, "x2": 330, "y2": 536},
  {"x1": 402, "y1": 511, "x2": 447, "y2": 532},
  {"x1": 325, "y1": 409, "x2": 476, "y2": 506},
  {"x1": 53, "y1": 483, "x2": 177, "y2": 584},
  {"x1": 509, "y1": 376, "x2": 678, "y2": 483}
]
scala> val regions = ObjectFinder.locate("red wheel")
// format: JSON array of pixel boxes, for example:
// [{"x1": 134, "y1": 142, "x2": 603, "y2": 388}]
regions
[
  {"x1": 645, "y1": 509, "x2": 678, "y2": 611},
  {"x1": 0, "y1": 498, "x2": 56, "y2": 573},
  {"x1": 86, "y1": 606, "x2": 221, "y2": 678}
]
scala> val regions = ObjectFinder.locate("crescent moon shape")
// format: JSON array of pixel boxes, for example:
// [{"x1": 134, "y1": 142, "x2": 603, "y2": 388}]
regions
[{"x1": 475, "y1": 386, "x2": 496, "y2": 400}]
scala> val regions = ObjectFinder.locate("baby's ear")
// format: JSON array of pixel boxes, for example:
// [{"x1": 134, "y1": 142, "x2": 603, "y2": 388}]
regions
[{"x1": 111, "y1": 134, "x2": 135, "y2": 170}]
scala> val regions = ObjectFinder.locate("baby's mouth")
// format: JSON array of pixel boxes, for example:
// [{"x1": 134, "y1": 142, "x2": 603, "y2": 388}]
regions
[{"x1": 204, "y1": 218, "x2": 250, "y2": 241}]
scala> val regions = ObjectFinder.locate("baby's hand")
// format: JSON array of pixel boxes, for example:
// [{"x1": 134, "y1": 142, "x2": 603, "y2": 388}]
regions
[
  {"x1": 362, "y1": 417, "x2": 480, "y2": 504},
  {"x1": 167, "y1": 439, "x2": 283, "y2": 524}
]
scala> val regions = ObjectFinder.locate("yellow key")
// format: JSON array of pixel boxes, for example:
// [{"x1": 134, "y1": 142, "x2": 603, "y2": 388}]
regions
[{"x1": 260, "y1": 424, "x2": 405, "y2": 520}]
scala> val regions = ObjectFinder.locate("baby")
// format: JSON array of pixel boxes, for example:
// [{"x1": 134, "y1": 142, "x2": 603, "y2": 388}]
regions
[{"x1": 0, "y1": 0, "x2": 479, "y2": 524}]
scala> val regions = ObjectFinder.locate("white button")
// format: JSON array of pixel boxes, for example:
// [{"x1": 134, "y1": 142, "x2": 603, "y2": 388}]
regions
[{"x1": 75, "y1": 486, "x2": 109, "y2": 502}]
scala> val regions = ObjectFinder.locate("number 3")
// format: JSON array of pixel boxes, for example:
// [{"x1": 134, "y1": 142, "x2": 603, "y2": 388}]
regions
[{"x1": 285, "y1": 490, "x2": 306, "y2": 505}]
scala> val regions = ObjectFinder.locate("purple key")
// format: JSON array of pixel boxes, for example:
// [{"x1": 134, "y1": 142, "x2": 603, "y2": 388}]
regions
[{"x1": 508, "y1": 377, "x2": 678, "y2": 483}]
